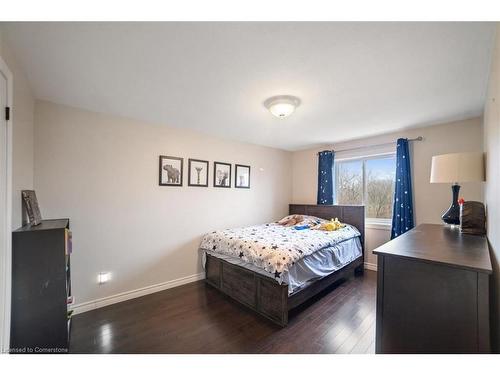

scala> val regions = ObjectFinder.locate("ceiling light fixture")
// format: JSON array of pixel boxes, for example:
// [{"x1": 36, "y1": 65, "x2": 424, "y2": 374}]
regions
[{"x1": 264, "y1": 95, "x2": 301, "y2": 119}]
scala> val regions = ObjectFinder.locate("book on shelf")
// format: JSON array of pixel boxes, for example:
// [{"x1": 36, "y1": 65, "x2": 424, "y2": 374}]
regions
[
  {"x1": 21, "y1": 190, "x2": 42, "y2": 226},
  {"x1": 65, "y1": 228, "x2": 72, "y2": 255}
]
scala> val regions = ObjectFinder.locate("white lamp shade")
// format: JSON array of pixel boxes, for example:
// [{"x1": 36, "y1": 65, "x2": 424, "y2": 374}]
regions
[
  {"x1": 430, "y1": 152, "x2": 484, "y2": 183},
  {"x1": 264, "y1": 95, "x2": 301, "y2": 119},
  {"x1": 269, "y1": 102, "x2": 296, "y2": 118}
]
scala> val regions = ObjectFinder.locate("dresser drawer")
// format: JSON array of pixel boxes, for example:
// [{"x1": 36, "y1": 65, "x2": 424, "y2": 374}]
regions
[{"x1": 378, "y1": 256, "x2": 479, "y2": 353}]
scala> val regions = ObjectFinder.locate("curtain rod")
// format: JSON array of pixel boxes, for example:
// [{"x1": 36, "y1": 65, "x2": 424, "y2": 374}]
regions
[{"x1": 318, "y1": 136, "x2": 423, "y2": 155}]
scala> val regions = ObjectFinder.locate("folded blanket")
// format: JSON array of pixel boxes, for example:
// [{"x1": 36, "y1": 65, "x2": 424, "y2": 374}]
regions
[{"x1": 200, "y1": 222, "x2": 360, "y2": 282}]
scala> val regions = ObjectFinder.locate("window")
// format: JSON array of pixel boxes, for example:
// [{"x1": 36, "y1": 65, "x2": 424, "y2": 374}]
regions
[{"x1": 335, "y1": 154, "x2": 396, "y2": 222}]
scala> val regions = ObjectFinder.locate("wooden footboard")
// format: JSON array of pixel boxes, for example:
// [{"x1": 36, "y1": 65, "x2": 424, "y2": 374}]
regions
[{"x1": 205, "y1": 254, "x2": 289, "y2": 326}]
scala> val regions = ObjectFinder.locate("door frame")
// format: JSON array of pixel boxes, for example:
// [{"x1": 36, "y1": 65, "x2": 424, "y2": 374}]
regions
[{"x1": 0, "y1": 56, "x2": 13, "y2": 354}]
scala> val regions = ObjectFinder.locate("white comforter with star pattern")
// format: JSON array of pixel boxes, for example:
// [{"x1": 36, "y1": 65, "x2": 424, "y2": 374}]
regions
[{"x1": 199, "y1": 221, "x2": 361, "y2": 282}]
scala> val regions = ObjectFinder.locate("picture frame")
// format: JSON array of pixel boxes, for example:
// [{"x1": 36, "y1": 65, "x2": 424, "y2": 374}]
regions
[
  {"x1": 21, "y1": 190, "x2": 42, "y2": 226},
  {"x1": 213, "y1": 162, "x2": 231, "y2": 188},
  {"x1": 159, "y1": 155, "x2": 183, "y2": 186},
  {"x1": 235, "y1": 164, "x2": 251, "y2": 189},
  {"x1": 188, "y1": 159, "x2": 209, "y2": 187}
]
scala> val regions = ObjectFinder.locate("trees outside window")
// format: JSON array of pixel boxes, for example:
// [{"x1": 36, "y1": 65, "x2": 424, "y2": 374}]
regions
[
  {"x1": 336, "y1": 160, "x2": 363, "y2": 205},
  {"x1": 335, "y1": 155, "x2": 396, "y2": 221}
]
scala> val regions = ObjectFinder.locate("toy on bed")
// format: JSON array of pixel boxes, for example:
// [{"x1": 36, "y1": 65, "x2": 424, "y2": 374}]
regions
[
  {"x1": 277, "y1": 214, "x2": 326, "y2": 230},
  {"x1": 311, "y1": 218, "x2": 346, "y2": 231},
  {"x1": 277, "y1": 214, "x2": 304, "y2": 227}
]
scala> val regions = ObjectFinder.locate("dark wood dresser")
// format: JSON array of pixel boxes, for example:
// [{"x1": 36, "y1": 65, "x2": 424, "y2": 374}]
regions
[
  {"x1": 11, "y1": 219, "x2": 72, "y2": 353},
  {"x1": 373, "y1": 224, "x2": 492, "y2": 353}
]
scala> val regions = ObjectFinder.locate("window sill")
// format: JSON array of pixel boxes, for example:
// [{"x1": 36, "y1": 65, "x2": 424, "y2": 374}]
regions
[{"x1": 365, "y1": 220, "x2": 392, "y2": 231}]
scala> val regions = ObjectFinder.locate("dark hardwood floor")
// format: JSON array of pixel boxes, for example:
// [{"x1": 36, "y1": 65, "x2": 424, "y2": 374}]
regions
[{"x1": 70, "y1": 270, "x2": 376, "y2": 354}]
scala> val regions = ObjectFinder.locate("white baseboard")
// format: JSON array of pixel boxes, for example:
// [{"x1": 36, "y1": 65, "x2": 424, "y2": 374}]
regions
[
  {"x1": 71, "y1": 272, "x2": 205, "y2": 315},
  {"x1": 364, "y1": 262, "x2": 378, "y2": 271}
]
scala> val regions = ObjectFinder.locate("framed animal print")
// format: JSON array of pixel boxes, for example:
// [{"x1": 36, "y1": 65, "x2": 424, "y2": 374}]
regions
[
  {"x1": 235, "y1": 164, "x2": 251, "y2": 189},
  {"x1": 159, "y1": 155, "x2": 183, "y2": 186},
  {"x1": 188, "y1": 159, "x2": 209, "y2": 187},
  {"x1": 214, "y1": 162, "x2": 231, "y2": 188}
]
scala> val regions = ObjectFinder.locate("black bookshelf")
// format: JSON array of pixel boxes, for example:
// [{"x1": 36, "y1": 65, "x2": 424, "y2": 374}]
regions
[{"x1": 10, "y1": 219, "x2": 72, "y2": 354}]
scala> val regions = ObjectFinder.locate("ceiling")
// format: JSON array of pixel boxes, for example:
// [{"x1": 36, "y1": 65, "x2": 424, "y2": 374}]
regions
[{"x1": 2, "y1": 22, "x2": 495, "y2": 151}]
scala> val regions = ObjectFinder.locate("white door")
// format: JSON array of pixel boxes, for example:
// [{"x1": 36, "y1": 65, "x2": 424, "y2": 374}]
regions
[{"x1": 0, "y1": 69, "x2": 9, "y2": 353}]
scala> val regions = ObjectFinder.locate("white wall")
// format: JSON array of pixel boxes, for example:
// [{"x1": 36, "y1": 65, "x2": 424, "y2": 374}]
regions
[
  {"x1": 34, "y1": 101, "x2": 292, "y2": 306},
  {"x1": 292, "y1": 117, "x2": 484, "y2": 267},
  {"x1": 483, "y1": 23, "x2": 500, "y2": 353},
  {"x1": 0, "y1": 35, "x2": 35, "y2": 230}
]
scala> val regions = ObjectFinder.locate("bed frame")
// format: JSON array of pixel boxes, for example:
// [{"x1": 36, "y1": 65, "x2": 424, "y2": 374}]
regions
[{"x1": 204, "y1": 204, "x2": 365, "y2": 326}]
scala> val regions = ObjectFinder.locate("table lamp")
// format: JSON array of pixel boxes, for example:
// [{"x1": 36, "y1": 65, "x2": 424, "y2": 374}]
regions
[{"x1": 430, "y1": 152, "x2": 484, "y2": 225}]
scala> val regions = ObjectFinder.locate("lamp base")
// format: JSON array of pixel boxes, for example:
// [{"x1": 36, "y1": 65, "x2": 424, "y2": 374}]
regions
[{"x1": 441, "y1": 183, "x2": 460, "y2": 225}]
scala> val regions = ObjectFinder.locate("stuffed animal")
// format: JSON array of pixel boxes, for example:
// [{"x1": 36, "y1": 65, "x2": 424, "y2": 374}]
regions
[
  {"x1": 312, "y1": 218, "x2": 346, "y2": 231},
  {"x1": 277, "y1": 214, "x2": 304, "y2": 227}
]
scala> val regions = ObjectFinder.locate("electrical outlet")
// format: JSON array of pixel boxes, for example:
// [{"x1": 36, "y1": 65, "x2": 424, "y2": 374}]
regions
[{"x1": 98, "y1": 272, "x2": 111, "y2": 284}]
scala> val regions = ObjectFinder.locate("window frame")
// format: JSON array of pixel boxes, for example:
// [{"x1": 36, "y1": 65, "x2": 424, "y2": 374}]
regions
[{"x1": 334, "y1": 152, "x2": 396, "y2": 226}]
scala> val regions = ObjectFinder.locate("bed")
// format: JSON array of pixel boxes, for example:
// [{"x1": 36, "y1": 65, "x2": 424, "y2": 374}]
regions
[{"x1": 200, "y1": 204, "x2": 365, "y2": 326}]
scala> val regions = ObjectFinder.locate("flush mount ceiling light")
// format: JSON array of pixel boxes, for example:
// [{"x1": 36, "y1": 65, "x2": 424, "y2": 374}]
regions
[{"x1": 264, "y1": 95, "x2": 301, "y2": 119}]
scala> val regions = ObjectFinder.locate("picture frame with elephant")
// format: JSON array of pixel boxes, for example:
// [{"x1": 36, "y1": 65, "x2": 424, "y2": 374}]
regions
[{"x1": 159, "y1": 155, "x2": 183, "y2": 186}]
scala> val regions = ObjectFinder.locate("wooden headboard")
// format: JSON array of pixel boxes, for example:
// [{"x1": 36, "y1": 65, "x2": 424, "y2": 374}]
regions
[{"x1": 289, "y1": 204, "x2": 365, "y2": 249}]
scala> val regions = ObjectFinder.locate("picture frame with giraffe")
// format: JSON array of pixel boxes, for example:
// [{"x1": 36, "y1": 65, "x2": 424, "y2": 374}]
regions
[
  {"x1": 188, "y1": 158, "x2": 209, "y2": 187},
  {"x1": 159, "y1": 155, "x2": 183, "y2": 186}
]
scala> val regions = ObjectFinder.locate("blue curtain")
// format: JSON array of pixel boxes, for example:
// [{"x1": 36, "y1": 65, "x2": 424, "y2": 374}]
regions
[
  {"x1": 317, "y1": 150, "x2": 334, "y2": 205},
  {"x1": 391, "y1": 138, "x2": 414, "y2": 239}
]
